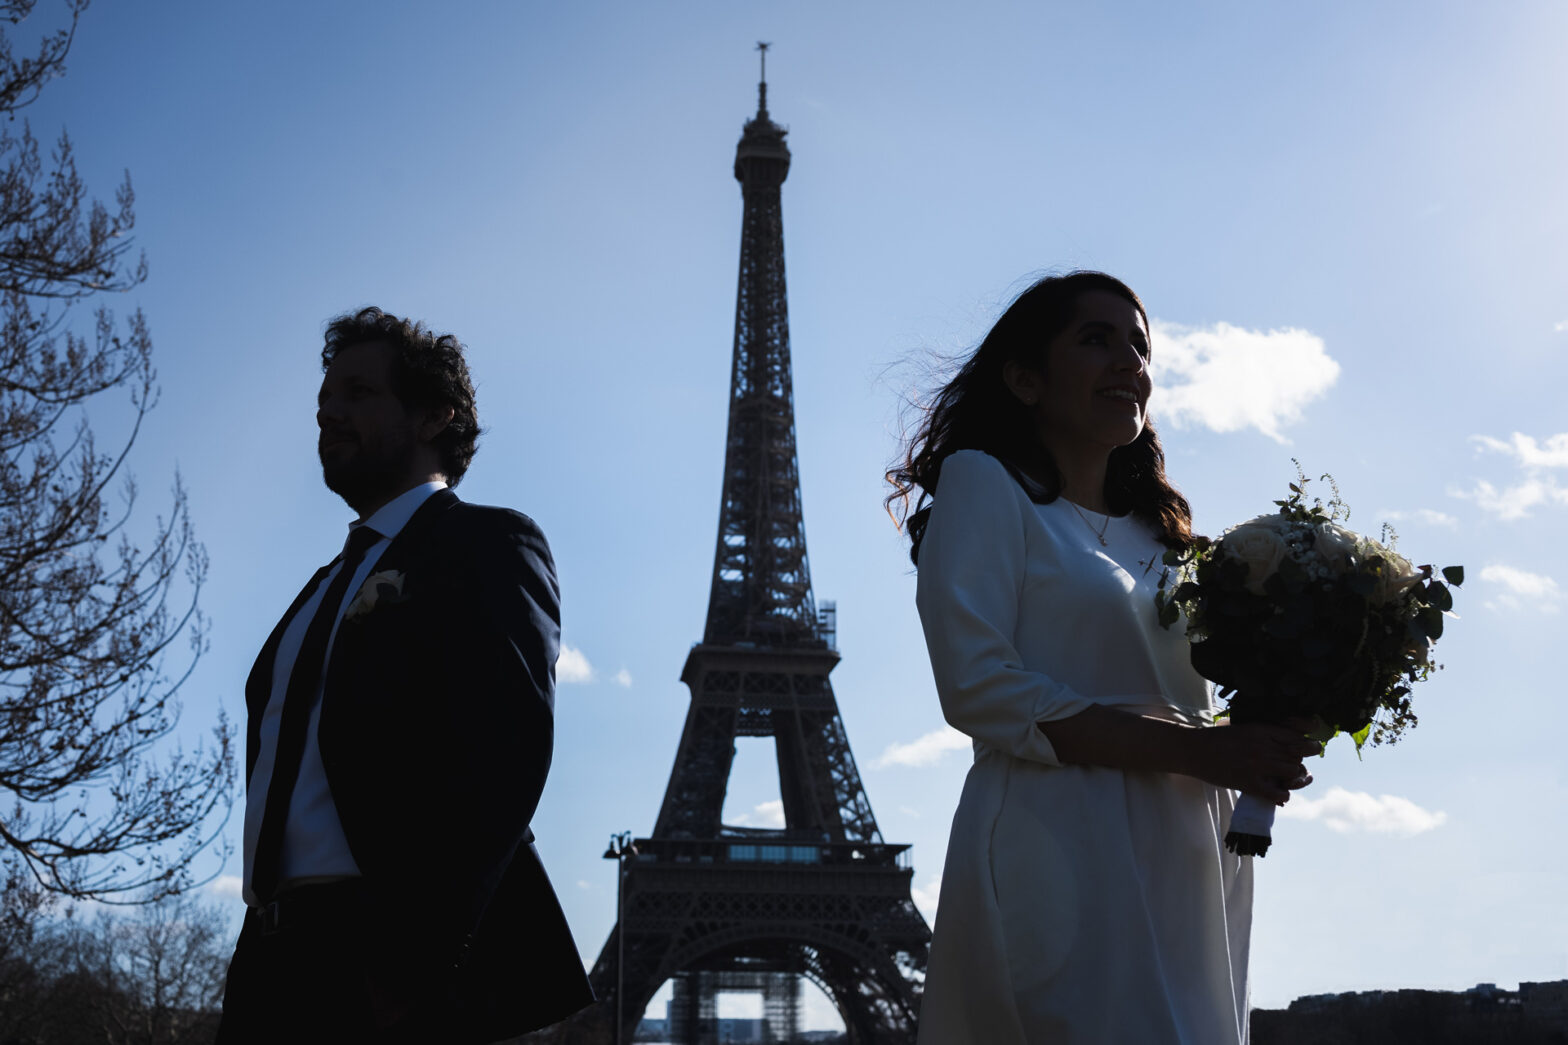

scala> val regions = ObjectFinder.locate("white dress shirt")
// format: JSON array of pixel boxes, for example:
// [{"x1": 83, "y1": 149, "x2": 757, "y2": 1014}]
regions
[{"x1": 242, "y1": 481, "x2": 446, "y2": 905}]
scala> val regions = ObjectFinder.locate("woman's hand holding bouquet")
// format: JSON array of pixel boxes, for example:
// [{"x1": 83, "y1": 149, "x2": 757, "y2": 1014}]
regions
[
  {"x1": 1155, "y1": 470, "x2": 1461, "y2": 856},
  {"x1": 1183, "y1": 721, "x2": 1321, "y2": 805}
]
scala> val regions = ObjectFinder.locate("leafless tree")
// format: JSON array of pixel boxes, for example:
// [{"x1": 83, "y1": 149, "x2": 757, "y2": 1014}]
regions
[
  {"x1": 70, "y1": 895, "x2": 230, "y2": 1045},
  {"x1": 0, "y1": 0, "x2": 234, "y2": 903},
  {"x1": 0, "y1": 891, "x2": 230, "y2": 1045},
  {"x1": 0, "y1": 857, "x2": 61, "y2": 1037}
]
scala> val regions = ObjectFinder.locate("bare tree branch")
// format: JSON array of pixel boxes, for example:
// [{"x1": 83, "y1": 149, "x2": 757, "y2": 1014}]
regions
[{"x1": 0, "y1": 1, "x2": 234, "y2": 903}]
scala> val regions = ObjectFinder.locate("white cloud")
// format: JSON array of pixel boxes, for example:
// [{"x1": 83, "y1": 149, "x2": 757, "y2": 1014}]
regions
[
  {"x1": 577, "y1": 879, "x2": 592, "y2": 891},
  {"x1": 1482, "y1": 564, "x2": 1560, "y2": 598},
  {"x1": 1451, "y1": 476, "x2": 1568, "y2": 521},
  {"x1": 209, "y1": 874, "x2": 245, "y2": 901},
  {"x1": 557, "y1": 644, "x2": 595, "y2": 684},
  {"x1": 1148, "y1": 320, "x2": 1340, "y2": 443},
  {"x1": 728, "y1": 800, "x2": 786, "y2": 829},
  {"x1": 898, "y1": 805, "x2": 922, "y2": 819},
  {"x1": 1455, "y1": 433, "x2": 1568, "y2": 521},
  {"x1": 871, "y1": 726, "x2": 971, "y2": 769},
  {"x1": 1378, "y1": 508, "x2": 1458, "y2": 529},
  {"x1": 1554, "y1": 320, "x2": 1568, "y2": 333},
  {"x1": 911, "y1": 874, "x2": 941, "y2": 921},
  {"x1": 557, "y1": 648, "x2": 631, "y2": 687},
  {"x1": 1480, "y1": 564, "x2": 1562, "y2": 613},
  {"x1": 1473, "y1": 432, "x2": 1568, "y2": 470},
  {"x1": 1277, "y1": 786, "x2": 1446, "y2": 836}
]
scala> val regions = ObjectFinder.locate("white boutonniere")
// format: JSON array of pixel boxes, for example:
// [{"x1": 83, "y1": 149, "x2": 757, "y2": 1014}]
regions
[{"x1": 344, "y1": 569, "x2": 407, "y2": 622}]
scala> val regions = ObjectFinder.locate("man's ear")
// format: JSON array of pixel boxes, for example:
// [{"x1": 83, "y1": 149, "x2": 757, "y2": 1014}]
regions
[{"x1": 418, "y1": 405, "x2": 456, "y2": 442}]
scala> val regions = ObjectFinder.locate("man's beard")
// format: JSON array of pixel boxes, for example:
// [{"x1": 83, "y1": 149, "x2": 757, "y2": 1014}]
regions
[{"x1": 320, "y1": 429, "x2": 416, "y2": 512}]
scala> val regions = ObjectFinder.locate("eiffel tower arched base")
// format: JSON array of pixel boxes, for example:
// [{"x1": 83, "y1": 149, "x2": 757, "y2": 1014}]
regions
[{"x1": 530, "y1": 846, "x2": 927, "y2": 1044}]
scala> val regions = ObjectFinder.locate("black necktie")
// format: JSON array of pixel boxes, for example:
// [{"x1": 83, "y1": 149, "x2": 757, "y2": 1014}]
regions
[{"x1": 251, "y1": 524, "x2": 383, "y2": 903}]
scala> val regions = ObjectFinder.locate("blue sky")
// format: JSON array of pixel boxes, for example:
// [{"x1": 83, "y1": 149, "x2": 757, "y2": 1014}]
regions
[{"x1": 26, "y1": 0, "x2": 1568, "y2": 1025}]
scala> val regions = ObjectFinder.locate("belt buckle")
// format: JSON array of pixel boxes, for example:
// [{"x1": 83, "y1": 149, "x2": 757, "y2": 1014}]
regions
[{"x1": 259, "y1": 899, "x2": 284, "y2": 935}]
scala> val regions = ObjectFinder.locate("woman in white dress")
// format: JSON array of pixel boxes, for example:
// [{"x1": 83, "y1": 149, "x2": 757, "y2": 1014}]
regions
[{"x1": 887, "y1": 272, "x2": 1319, "y2": 1044}]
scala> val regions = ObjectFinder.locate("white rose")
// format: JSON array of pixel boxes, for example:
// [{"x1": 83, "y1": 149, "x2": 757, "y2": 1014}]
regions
[
  {"x1": 1221, "y1": 521, "x2": 1289, "y2": 595},
  {"x1": 1313, "y1": 523, "x2": 1357, "y2": 569},
  {"x1": 1236, "y1": 512, "x2": 1292, "y2": 534},
  {"x1": 1356, "y1": 533, "x2": 1392, "y2": 559},
  {"x1": 1369, "y1": 551, "x2": 1420, "y2": 605}
]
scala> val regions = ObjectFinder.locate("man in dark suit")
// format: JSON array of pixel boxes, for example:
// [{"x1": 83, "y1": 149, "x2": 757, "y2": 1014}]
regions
[{"x1": 218, "y1": 307, "x2": 593, "y2": 1042}]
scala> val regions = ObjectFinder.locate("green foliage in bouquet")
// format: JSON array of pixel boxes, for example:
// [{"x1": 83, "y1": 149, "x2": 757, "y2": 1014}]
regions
[{"x1": 1154, "y1": 469, "x2": 1462, "y2": 751}]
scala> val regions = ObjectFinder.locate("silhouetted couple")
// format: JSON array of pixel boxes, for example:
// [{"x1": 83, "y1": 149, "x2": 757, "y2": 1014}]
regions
[{"x1": 219, "y1": 281, "x2": 1318, "y2": 1044}]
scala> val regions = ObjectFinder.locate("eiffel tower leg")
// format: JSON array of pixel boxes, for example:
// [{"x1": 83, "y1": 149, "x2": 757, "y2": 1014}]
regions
[
  {"x1": 762, "y1": 972, "x2": 799, "y2": 1042},
  {"x1": 804, "y1": 942, "x2": 921, "y2": 1044},
  {"x1": 670, "y1": 972, "x2": 713, "y2": 1045}
]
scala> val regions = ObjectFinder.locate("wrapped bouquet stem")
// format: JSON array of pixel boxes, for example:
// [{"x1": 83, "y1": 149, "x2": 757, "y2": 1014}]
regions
[
  {"x1": 1155, "y1": 470, "x2": 1461, "y2": 857},
  {"x1": 1225, "y1": 792, "x2": 1278, "y2": 858}
]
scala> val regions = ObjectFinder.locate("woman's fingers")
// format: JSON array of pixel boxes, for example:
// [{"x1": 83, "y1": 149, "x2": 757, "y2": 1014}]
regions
[
  {"x1": 1192, "y1": 723, "x2": 1320, "y2": 800},
  {"x1": 1251, "y1": 735, "x2": 1316, "y2": 799},
  {"x1": 1266, "y1": 752, "x2": 1314, "y2": 781},
  {"x1": 1258, "y1": 782, "x2": 1291, "y2": 805}
]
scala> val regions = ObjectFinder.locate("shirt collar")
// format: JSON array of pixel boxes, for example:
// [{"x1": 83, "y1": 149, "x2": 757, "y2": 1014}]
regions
[{"x1": 349, "y1": 480, "x2": 447, "y2": 547}]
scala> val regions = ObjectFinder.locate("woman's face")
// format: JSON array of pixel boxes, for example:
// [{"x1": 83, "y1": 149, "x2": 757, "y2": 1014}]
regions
[{"x1": 1010, "y1": 289, "x2": 1152, "y2": 456}]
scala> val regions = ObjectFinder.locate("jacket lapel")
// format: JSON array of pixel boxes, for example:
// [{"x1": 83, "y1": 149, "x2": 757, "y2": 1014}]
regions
[
  {"x1": 318, "y1": 487, "x2": 459, "y2": 698},
  {"x1": 244, "y1": 560, "x2": 336, "y2": 781},
  {"x1": 356, "y1": 487, "x2": 458, "y2": 585}
]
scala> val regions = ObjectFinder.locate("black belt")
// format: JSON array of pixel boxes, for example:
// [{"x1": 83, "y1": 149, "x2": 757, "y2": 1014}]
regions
[{"x1": 254, "y1": 879, "x2": 372, "y2": 936}]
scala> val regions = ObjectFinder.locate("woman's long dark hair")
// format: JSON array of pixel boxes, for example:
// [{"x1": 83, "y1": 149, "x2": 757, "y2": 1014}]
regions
[{"x1": 887, "y1": 271, "x2": 1195, "y2": 564}]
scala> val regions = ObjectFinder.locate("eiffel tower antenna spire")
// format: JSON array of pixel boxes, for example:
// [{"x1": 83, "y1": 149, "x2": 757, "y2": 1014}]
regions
[{"x1": 756, "y1": 40, "x2": 770, "y2": 115}]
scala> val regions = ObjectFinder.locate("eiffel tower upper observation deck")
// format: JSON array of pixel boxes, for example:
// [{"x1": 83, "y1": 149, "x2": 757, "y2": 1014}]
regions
[{"x1": 564, "y1": 48, "x2": 932, "y2": 1045}]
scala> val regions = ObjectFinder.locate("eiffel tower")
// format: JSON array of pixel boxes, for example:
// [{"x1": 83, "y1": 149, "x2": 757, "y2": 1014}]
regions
[{"x1": 570, "y1": 47, "x2": 930, "y2": 1045}]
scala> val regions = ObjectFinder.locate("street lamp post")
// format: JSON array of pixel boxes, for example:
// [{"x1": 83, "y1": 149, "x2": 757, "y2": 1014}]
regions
[{"x1": 603, "y1": 831, "x2": 637, "y2": 1045}]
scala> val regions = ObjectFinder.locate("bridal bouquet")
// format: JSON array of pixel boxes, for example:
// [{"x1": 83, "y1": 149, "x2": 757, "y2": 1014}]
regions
[{"x1": 1154, "y1": 471, "x2": 1461, "y2": 857}]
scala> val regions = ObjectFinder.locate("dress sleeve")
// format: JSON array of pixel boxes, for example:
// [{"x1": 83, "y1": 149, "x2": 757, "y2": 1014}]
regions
[{"x1": 915, "y1": 451, "x2": 1097, "y2": 766}]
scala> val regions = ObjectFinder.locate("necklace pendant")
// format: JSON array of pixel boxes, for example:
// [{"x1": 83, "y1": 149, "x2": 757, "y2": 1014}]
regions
[{"x1": 1066, "y1": 499, "x2": 1112, "y2": 547}]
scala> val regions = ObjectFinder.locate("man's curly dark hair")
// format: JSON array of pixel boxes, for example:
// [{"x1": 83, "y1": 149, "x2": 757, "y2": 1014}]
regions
[{"x1": 321, "y1": 306, "x2": 482, "y2": 486}]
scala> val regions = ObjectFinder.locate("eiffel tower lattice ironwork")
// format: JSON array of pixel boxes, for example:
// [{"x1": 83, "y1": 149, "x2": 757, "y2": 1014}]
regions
[{"x1": 571, "y1": 49, "x2": 931, "y2": 1045}]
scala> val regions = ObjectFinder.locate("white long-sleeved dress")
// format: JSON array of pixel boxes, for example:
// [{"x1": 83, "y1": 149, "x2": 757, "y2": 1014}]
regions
[{"x1": 914, "y1": 450, "x2": 1251, "y2": 1045}]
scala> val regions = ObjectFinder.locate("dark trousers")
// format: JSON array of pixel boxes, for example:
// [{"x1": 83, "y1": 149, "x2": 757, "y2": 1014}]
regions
[{"x1": 216, "y1": 884, "x2": 457, "y2": 1044}]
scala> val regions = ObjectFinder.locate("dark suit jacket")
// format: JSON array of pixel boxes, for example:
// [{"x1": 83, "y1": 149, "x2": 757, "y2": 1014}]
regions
[{"x1": 244, "y1": 488, "x2": 594, "y2": 1038}]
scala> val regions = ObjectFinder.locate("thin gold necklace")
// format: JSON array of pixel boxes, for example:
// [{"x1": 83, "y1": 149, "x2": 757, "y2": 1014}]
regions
[{"x1": 1065, "y1": 500, "x2": 1111, "y2": 546}]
